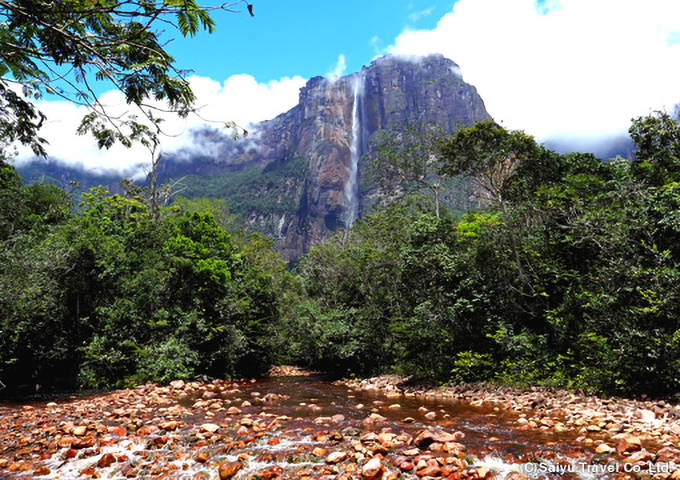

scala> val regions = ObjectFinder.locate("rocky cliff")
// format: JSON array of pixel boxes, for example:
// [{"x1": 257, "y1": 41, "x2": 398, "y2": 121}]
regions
[
  {"x1": 162, "y1": 54, "x2": 491, "y2": 259},
  {"x1": 20, "y1": 54, "x2": 492, "y2": 260}
]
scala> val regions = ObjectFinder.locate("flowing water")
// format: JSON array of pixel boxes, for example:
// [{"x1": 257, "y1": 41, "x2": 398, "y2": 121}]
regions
[
  {"x1": 344, "y1": 74, "x2": 363, "y2": 229},
  {"x1": 0, "y1": 375, "x2": 634, "y2": 479}
]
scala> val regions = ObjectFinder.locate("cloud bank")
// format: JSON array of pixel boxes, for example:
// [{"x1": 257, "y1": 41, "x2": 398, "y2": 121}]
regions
[
  {"x1": 14, "y1": 74, "x2": 306, "y2": 178},
  {"x1": 388, "y1": 0, "x2": 680, "y2": 148}
]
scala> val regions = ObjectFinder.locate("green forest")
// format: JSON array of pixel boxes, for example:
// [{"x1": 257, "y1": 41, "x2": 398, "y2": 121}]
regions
[{"x1": 3, "y1": 114, "x2": 680, "y2": 398}]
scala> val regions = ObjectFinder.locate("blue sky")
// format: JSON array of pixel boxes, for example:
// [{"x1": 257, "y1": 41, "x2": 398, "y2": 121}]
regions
[
  {"x1": 15, "y1": 0, "x2": 680, "y2": 176},
  {"x1": 167, "y1": 1, "x2": 453, "y2": 83}
]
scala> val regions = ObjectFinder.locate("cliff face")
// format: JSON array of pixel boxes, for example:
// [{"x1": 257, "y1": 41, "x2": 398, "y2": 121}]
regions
[
  {"x1": 217, "y1": 54, "x2": 491, "y2": 259},
  {"x1": 20, "y1": 55, "x2": 491, "y2": 260}
]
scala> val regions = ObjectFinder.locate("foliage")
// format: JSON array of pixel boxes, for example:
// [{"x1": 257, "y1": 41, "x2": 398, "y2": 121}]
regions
[
  {"x1": 6, "y1": 113, "x2": 680, "y2": 399},
  {"x1": 368, "y1": 123, "x2": 450, "y2": 217},
  {"x1": 169, "y1": 157, "x2": 308, "y2": 237},
  {"x1": 0, "y1": 163, "x2": 285, "y2": 392},
  {"x1": 295, "y1": 114, "x2": 680, "y2": 397},
  {"x1": 1, "y1": 0, "x2": 252, "y2": 155}
]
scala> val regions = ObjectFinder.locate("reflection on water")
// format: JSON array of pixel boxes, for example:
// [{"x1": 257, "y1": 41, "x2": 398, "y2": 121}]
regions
[{"x1": 0, "y1": 375, "x2": 615, "y2": 479}]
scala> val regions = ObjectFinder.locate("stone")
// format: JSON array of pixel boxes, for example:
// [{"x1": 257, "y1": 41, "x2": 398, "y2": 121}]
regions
[
  {"x1": 201, "y1": 423, "x2": 220, "y2": 434},
  {"x1": 196, "y1": 451, "x2": 209, "y2": 463},
  {"x1": 312, "y1": 447, "x2": 327, "y2": 457},
  {"x1": 170, "y1": 380, "x2": 185, "y2": 389},
  {"x1": 616, "y1": 435, "x2": 642, "y2": 454},
  {"x1": 34, "y1": 466, "x2": 51, "y2": 476},
  {"x1": 362, "y1": 457, "x2": 385, "y2": 480},
  {"x1": 634, "y1": 409, "x2": 656, "y2": 422},
  {"x1": 218, "y1": 460, "x2": 243, "y2": 480},
  {"x1": 72, "y1": 426, "x2": 87, "y2": 436},
  {"x1": 263, "y1": 393, "x2": 279, "y2": 403},
  {"x1": 595, "y1": 444, "x2": 615, "y2": 454},
  {"x1": 97, "y1": 453, "x2": 117, "y2": 468},
  {"x1": 624, "y1": 449, "x2": 654, "y2": 463},
  {"x1": 414, "y1": 429, "x2": 458, "y2": 449},
  {"x1": 377, "y1": 433, "x2": 395, "y2": 447},
  {"x1": 326, "y1": 452, "x2": 348, "y2": 464},
  {"x1": 443, "y1": 442, "x2": 466, "y2": 454},
  {"x1": 477, "y1": 466, "x2": 492, "y2": 479},
  {"x1": 657, "y1": 447, "x2": 680, "y2": 464},
  {"x1": 160, "y1": 421, "x2": 178, "y2": 431},
  {"x1": 418, "y1": 464, "x2": 443, "y2": 477},
  {"x1": 504, "y1": 473, "x2": 528, "y2": 480}
]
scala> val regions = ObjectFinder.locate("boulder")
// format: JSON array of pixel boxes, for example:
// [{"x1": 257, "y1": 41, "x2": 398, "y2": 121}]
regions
[
  {"x1": 362, "y1": 457, "x2": 385, "y2": 480},
  {"x1": 218, "y1": 460, "x2": 243, "y2": 480},
  {"x1": 326, "y1": 451, "x2": 348, "y2": 464},
  {"x1": 595, "y1": 443, "x2": 615, "y2": 454},
  {"x1": 634, "y1": 409, "x2": 656, "y2": 422},
  {"x1": 414, "y1": 430, "x2": 458, "y2": 449},
  {"x1": 656, "y1": 447, "x2": 680, "y2": 464},
  {"x1": 616, "y1": 435, "x2": 642, "y2": 454},
  {"x1": 624, "y1": 449, "x2": 654, "y2": 463}
]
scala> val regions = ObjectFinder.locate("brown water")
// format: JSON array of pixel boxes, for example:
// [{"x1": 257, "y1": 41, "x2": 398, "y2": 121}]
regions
[{"x1": 0, "y1": 376, "x2": 620, "y2": 480}]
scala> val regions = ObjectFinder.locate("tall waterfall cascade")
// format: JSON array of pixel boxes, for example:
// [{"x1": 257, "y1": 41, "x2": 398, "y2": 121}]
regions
[{"x1": 344, "y1": 74, "x2": 364, "y2": 229}]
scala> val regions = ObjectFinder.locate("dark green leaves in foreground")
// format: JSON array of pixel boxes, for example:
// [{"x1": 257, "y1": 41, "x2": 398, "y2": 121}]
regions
[{"x1": 0, "y1": 0, "x2": 249, "y2": 154}]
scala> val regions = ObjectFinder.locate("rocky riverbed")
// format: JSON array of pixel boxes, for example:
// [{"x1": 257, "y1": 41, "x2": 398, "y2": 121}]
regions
[
  {"x1": 0, "y1": 372, "x2": 679, "y2": 479},
  {"x1": 343, "y1": 376, "x2": 680, "y2": 478}
]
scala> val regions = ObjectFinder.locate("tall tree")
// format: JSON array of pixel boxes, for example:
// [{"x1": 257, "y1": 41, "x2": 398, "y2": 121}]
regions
[
  {"x1": 368, "y1": 123, "x2": 449, "y2": 218},
  {"x1": 440, "y1": 120, "x2": 539, "y2": 284}
]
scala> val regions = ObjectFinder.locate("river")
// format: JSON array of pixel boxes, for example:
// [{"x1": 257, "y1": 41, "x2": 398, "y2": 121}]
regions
[{"x1": 0, "y1": 375, "x2": 648, "y2": 479}]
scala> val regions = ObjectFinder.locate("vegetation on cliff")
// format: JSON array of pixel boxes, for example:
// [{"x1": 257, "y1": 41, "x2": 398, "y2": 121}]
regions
[{"x1": 3, "y1": 112, "x2": 680, "y2": 398}]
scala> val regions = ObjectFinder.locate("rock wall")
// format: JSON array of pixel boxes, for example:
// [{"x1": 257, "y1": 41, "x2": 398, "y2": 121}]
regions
[
  {"x1": 165, "y1": 54, "x2": 492, "y2": 260},
  {"x1": 267, "y1": 55, "x2": 490, "y2": 257}
]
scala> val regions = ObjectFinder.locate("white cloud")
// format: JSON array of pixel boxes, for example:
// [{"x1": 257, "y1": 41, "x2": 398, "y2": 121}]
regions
[
  {"x1": 387, "y1": 0, "x2": 680, "y2": 145},
  {"x1": 14, "y1": 74, "x2": 306, "y2": 177},
  {"x1": 408, "y1": 7, "x2": 434, "y2": 23},
  {"x1": 325, "y1": 54, "x2": 347, "y2": 81}
]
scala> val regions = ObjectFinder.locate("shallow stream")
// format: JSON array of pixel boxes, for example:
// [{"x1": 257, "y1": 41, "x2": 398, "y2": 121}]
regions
[{"x1": 0, "y1": 375, "x2": 631, "y2": 479}]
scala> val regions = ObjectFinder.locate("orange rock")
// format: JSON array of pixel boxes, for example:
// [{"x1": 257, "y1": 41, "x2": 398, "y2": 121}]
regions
[
  {"x1": 57, "y1": 436, "x2": 76, "y2": 448},
  {"x1": 477, "y1": 466, "x2": 491, "y2": 479},
  {"x1": 326, "y1": 451, "x2": 348, "y2": 463},
  {"x1": 218, "y1": 460, "x2": 243, "y2": 479},
  {"x1": 160, "y1": 421, "x2": 178, "y2": 431},
  {"x1": 362, "y1": 457, "x2": 385, "y2": 480},
  {"x1": 200, "y1": 423, "x2": 220, "y2": 434},
  {"x1": 196, "y1": 451, "x2": 210, "y2": 463},
  {"x1": 616, "y1": 435, "x2": 642, "y2": 454},
  {"x1": 418, "y1": 464, "x2": 443, "y2": 477},
  {"x1": 34, "y1": 466, "x2": 51, "y2": 476},
  {"x1": 97, "y1": 453, "x2": 117, "y2": 468},
  {"x1": 312, "y1": 447, "x2": 327, "y2": 457}
]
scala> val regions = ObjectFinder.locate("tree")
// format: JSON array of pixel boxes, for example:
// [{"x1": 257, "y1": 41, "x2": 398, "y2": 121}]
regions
[
  {"x1": 440, "y1": 120, "x2": 540, "y2": 284},
  {"x1": 0, "y1": 0, "x2": 253, "y2": 156},
  {"x1": 368, "y1": 123, "x2": 449, "y2": 218},
  {"x1": 629, "y1": 111, "x2": 680, "y2": 185}
]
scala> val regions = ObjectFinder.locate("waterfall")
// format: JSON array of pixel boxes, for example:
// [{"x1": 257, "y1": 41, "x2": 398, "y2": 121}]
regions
[{"x1": 344, "y1": 74, "x2": 363, "y2": 229}]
